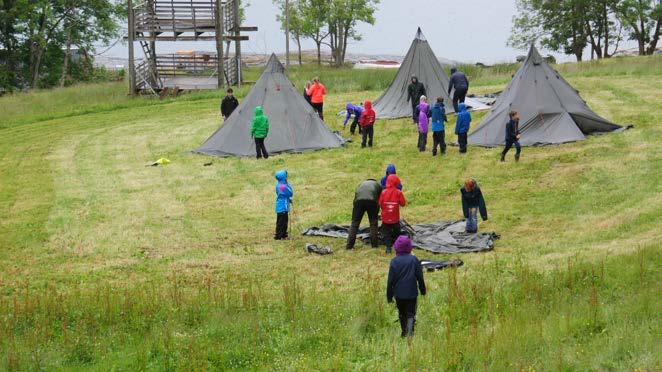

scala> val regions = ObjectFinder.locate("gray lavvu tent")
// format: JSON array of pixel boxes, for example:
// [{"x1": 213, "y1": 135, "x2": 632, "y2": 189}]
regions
[
  {"x1": 468, "y1": 45, "x2": 624, "y2": 146},
  {"x1": 194, "y1": 54, "x2": 344, "y2": 157},
  {"x1": 372, "y1": 27, "x2": 488, "y2": 118}
]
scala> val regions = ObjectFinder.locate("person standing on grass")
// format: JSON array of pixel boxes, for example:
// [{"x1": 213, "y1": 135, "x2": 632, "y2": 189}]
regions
[
  {"x1": 250, "y1": 106, "x2": 269, "y2": 159},
  {"x1": 416, "y1": 96, "x2": 431, "y2": 152},
  {"x1": 460, "y1": 178, "x2": 487, "y2": 233},
  {"x1": 220, "y1": 88, "x2": 239, "y2": 120},
  {"x1": 274, "y1": 170, "x2": 293, "y2": 240},
  {"x1": 380, "y1": 163, "x2": 403, "y2": 190},
  {"x1": 303, "y1": 81, "x2": 313, "y2": 106},
  {"x1": 359, "y1": 100, "x2": 376, "y2": 148},
  {"x1": 448, "y1": 67, "x2": 469, "y2": 113},
  {"x1": 407, "y1": 76, "x2": 426, "y2": 124},
  {"x1": 455, "y1": 103, "x2": 471, "y2": 154},
  {"x1": 387, "y1": 235, "x2": 426, "y2": 338},
  {"x1": 431, "y1": 97, "x2": 448, "y2": 156},
  {"x1": 346, "y1": 179, "x2": 382, "y2": 249},
  {"x1": 501, "y1": 110, "x2": 522, "y2": 162},
  {"x1": 343, "y1": 102, "x2": 364, "y2": 135},
  {"x1": 307, "y1": 77, "x2": 326, "y2": 120},
  {"x1": 379, "y1": 174, "x2": 406, "y2": 254}
]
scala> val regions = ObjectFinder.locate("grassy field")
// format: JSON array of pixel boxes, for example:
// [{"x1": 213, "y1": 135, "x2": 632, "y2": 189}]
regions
[{"x1": 0, "y1": 56, "x2": 660, "y2": 370}]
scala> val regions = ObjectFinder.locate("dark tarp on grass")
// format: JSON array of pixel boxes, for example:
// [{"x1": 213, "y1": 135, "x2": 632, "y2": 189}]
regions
[
  {"x1": 194, "y1": 54, "x2": 344, "y2": 157},
  {"x1": 302, "y1": 220, "x2": 498, "y2": 254},
  {"x1": 468, "y1": 45, "x2": 624, "y2": 147},
  {"x1": 372, "y1": 27, "x2": 489, "y2": 118}
]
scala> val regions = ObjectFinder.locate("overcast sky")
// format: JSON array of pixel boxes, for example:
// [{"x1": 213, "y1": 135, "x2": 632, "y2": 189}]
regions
[{"x1": 103, "y1": 0, "x2": 622, "y2": 65}]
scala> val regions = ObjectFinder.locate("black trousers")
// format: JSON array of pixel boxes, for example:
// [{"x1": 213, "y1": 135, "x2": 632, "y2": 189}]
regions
[
  {"x1": 346, "y1": 200, "x2": 379, "y2": 249},
  {"x1": 255, "y1": 138, "x2": 269, "y2": 159},
  {"x1": 432, "y1": 130, "x2": 446, "y2": 155},
  {"x1": 312, "y1": 102, "x2": 324, "y2": 120},
  {"x1": 381, "y1": 222, "x2": 401, "y2": 252},
  {"x1": 452, "y1": 88, "x2": 468, "y2": 112},
  {"x1": 417, "y1": 132, "x2": 428, "y2": 152},
  {"x1": 502, "y1": 140, "x2": 521, "y2": 157},
  {"x1": 396, "y1": 298, "x2": 418, "y2": 337},
  {"x1": 457, "y1": 133, "x2": 468, "y2": 153},
  {"x1": 350, "y1": 116, "x2": 361, "y2": 135},
  {"x1": 361, "y1": 125, "x2": 374, "y2": 147},
  {"x1": 275, "y1": 212, "x2": 289, "y2": 240}
]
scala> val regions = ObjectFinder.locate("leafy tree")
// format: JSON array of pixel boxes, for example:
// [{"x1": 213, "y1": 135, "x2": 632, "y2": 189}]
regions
[
  {"x1": 615, "y1": 0, "x2": 662, "y2": 55},
  {"x1": 325, "y1": 0, "x2": 379, "y2": 67}
]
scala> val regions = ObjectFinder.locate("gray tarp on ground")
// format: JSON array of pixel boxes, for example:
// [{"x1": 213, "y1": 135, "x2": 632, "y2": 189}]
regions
[
  {"x1": 302, "y1": 220, "x2": 498, "y2": 254},
  {"x1": 468, "y1": 45, "x2": 624, "y2": 147},
  {"x1": 194, "y1": 54, "x2": 344, "y2": 157},
  {"x1": 372, "y1": 28, "x2": 489, "y2": 118}
]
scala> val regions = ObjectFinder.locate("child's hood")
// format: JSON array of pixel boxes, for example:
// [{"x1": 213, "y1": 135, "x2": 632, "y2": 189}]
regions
[
  {"x1": 254, "y1": 106, "x2": 265, "y2": 116},
  {"x1": 386, "y1": 174, "x2": 401, "y2": 189},
  {"x1": 364, "y1": 100, "x2": 372, "y2": 110},
  {"x1": 274, "y1": 169, "x2": 288, "y2": 183},
  {"x1": 385, "y1": 163, "x2": 396, "y2": 176},
  {"x1": 458, "y1": 103, "x2": 467, "y2": 112}
]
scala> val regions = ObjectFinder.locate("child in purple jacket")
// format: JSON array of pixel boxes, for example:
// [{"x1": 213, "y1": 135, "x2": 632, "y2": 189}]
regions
[{"x1": 416, "y1": 96, "x2": 431, "y2": 152}]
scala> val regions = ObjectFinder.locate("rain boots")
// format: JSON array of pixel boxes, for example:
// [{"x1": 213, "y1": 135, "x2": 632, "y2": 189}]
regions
[{"x1": 515, "y1": 153, "x2": 520, "y2": 162}]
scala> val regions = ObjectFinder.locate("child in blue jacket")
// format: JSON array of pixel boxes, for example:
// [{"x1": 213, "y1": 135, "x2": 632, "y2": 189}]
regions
[
  {"x1": 431, "y1": 97, "x2": 447, "y2": 156},
  {"x1": 274, "y1": 170, "x2": 293, "y2": 240},
  {"x1": 455, "y1": 103, "x2": 471, "y2": 153}
]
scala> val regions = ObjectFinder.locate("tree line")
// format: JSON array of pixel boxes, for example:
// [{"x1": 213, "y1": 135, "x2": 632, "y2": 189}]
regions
[
  {"x1": 0, "y1": 0, "x2": 122, "y2": 91},
  {"x1": 510, "y1": 0, "x2": 661, "y2": 61},
  {"x1": 273, "y1": 0, "x2": 380, "y2": 67}
]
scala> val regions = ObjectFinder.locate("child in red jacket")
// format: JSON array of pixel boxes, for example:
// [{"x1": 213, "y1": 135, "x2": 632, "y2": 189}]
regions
[
  {"x1": 359, "y1": 100, "x2": 376, "y2": 148},
  {"x1": 379, "y1": 174, "x2": 406, "y2": 254}
]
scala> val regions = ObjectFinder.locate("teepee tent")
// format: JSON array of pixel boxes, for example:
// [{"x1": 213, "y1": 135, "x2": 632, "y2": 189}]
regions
[
  {"x1": 194, "y1": 54, "x2": 344, "y2": 157},
  {"x1": 372, "y1": 28, "x2": 488, "y2": 118},
  {"x1": 468, "y1": 45, "x2": 623, "y2": 146}
]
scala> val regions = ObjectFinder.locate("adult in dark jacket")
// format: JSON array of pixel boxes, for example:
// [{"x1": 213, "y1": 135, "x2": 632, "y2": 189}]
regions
[
  {"x1": 346, "y1": 179, "x2": 382, "y2": 249},
  {"x1": 220, "y1": 88, "x2": 239, "y2": 120},
  {"x1": 501, "y1": 110, "x2": 522, "y2": 162},
  {"x1": 407, "y1": 76, "x2": 426, "y2": 124},
  {"x1": 387, "y1": 235, "x2": 426, "y2": 338},
  {"x1": 460, "y1": 179, "x2": 488, "y2": 233},
  {"x1": 448, "y1": 67, "x2": 469, "y2": 113}
]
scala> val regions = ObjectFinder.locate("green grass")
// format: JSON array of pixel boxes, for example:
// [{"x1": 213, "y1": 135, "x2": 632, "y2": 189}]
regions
[{"x1": 0, "y1": 55, "x2": 660, "y2": 370}]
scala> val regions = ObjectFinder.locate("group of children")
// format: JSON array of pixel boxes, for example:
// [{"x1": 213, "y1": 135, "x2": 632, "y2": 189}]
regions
[
  {"x1": 344, "y1": 96, "x2": 476, "y2": 156},
  {"x1": 270, "y1": 164, "x2": 488, "y2": 337},
  {"x1": 414, "y1": 96, "x2": 472, "y2": 154}
]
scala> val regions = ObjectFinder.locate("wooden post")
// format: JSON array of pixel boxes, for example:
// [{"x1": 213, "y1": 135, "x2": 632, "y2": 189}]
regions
[
  {"x1": 128, "y1": 0, "x2": 136, "y2": 96},
  {"x1": 215, "y1": 0, "x2": 224, "y2": 88},
  {"x1": 233, "y1": 0, "x2": 241, "y2": 87},
  {"x1": 285, "y1": 0, "x2": 290, "y2": 66}
]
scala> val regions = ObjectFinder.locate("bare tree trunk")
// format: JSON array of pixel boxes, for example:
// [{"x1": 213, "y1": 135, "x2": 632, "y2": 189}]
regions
[
  {"x1": 60, "y1": 29, "x2": 72, "y2": 87},
  {"x1": 638, "y1": 17, "x2": 646, "y2": 55},
  {"x1": 647, "y1": 18, "x2": 661, "y2": 55},
  {"x1": 296, "y1": 35, "x2": 302, "y2": 65},
  {"x1": 602, "y1": 2, "x2": 609, "y2": 58}
]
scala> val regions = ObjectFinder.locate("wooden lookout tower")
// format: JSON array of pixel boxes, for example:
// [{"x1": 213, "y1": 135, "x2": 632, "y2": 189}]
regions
[{"x1": 126, "y1": 0, "x2": 256, "y2": 95}]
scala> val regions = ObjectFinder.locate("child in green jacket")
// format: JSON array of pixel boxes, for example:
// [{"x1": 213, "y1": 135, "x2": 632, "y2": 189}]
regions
[{"x1": 251, "y1": 106, "x2": 269, "y2": 159}]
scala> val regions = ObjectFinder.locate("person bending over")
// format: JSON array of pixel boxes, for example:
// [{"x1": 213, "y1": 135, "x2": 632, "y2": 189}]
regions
[
  {"x1": 460, "y1": 178, "x2": 488, "y2": 233},
  {"x1": 346, "y1": 179, "x2": 382, "y2": 249}
]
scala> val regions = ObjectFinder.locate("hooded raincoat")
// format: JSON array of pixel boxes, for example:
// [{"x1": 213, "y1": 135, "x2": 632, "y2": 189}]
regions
[
  {"x1": 379, "y1": 174, "x2": 406, "y2": 224},
  {"x1": 251, "y1": 106, "x2": 269, "y2": 139},
  {"x1": 455, "y1": 103, "x2": 471, "y2": 135},
  {"x1": 275, "y1": 170, "x2": 293, "y2": 213}
]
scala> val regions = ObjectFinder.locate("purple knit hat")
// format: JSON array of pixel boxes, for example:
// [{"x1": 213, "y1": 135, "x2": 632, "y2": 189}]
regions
[{"x1": 394, "y1": 235, "x2": 412, "y2": 256}]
